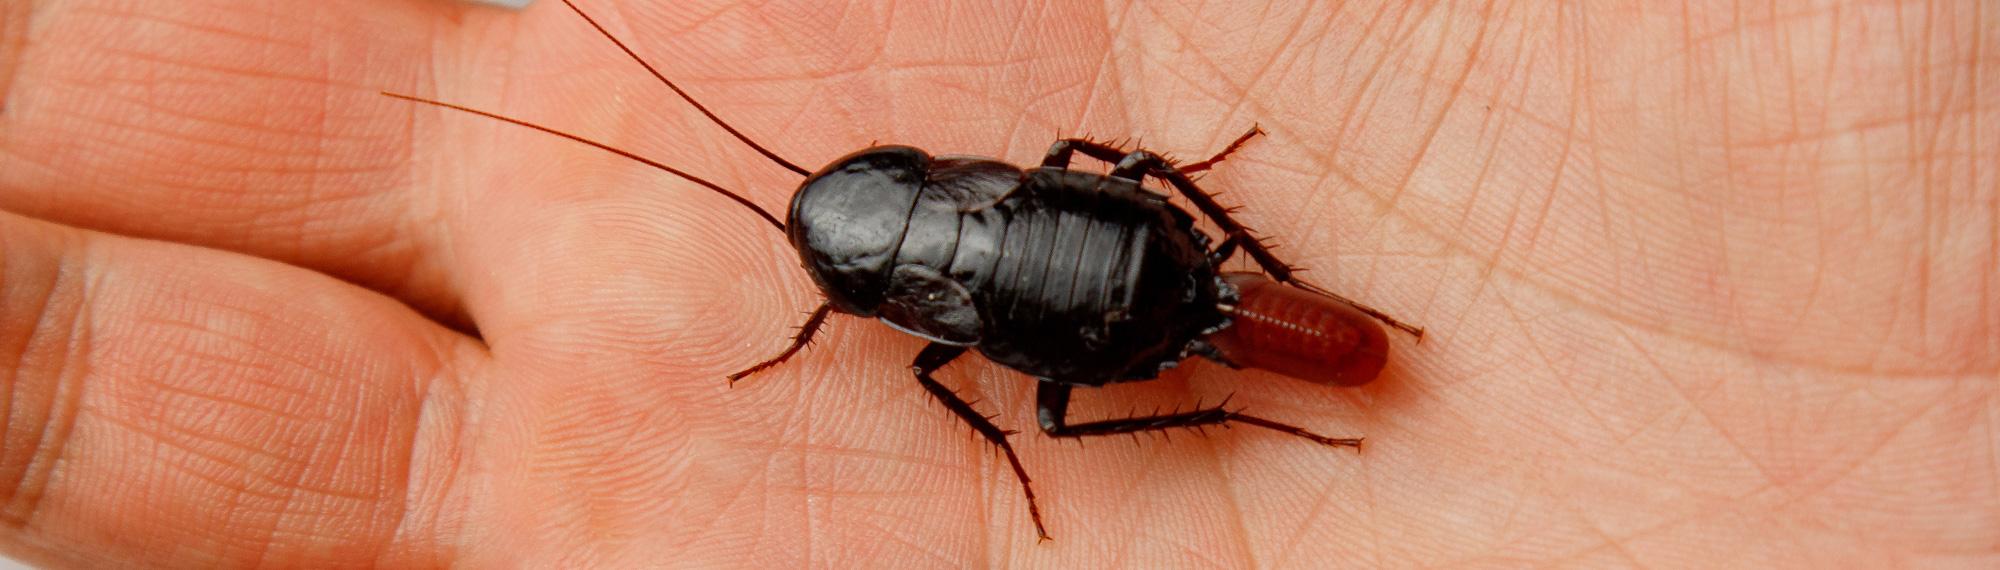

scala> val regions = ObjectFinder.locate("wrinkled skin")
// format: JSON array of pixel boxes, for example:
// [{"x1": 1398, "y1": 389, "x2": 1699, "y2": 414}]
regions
[{"x1": 0, "y1": 0, "x2": 1995, "y2": 567}]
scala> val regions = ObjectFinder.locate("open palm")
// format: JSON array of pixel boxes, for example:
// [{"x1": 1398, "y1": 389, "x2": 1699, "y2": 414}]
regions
[{"x1": 1, "y1": 0, "x2": 1993, "y2": 567}]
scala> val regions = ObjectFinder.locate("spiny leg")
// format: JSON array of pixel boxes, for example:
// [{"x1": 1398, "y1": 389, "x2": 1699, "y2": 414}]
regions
[
  {"x1": 1122, "y1": 148, "x2": 1424, "y2": 339},
  {"x1": 1044, "y1": 126, "x2": 1261, "y2": 174},
  {"x1": 1034, "y1": 382, "x2": 1362, "y2": 448},
  {"x1": 911, "y1": 343, "x2": 1051, "y2": 541},
  {"x1": 1178, "y1": 125, "x2": 1265, "y2": 175},
  {"x1": 1043, "y1": 137, "x2": 1424, "y2": 339},
  {"x1": 1048, "y1": 139, "x2": 1321, "y2": 284},
  {"x1": 726, "y1": 302, "x2": 833, "y2": 385},
  {"x1": 1207, "y1": 232, "x2": 1250, "y2": 266},
  {"x1": 1041, "y1": 138, "x2": 1091, "y2": 169}
]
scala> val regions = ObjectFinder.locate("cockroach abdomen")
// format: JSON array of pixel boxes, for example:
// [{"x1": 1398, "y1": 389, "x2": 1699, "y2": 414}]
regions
[{"x1": 1210, "y1": 273, "x2": 1389, "y2": 386}]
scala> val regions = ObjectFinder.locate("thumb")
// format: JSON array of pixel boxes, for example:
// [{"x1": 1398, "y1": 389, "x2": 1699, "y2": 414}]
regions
[{"x1": 0, "y1": 212, "x2": 479, "y2": 568}]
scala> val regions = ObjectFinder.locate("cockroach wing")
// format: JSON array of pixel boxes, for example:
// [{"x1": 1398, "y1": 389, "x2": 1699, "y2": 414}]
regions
[
  {"x1": 1207, "y1": 273, "x2": 1388, "y2": 386},
  {"x1": 877, "y1": 264, "x2": 983, "y2": 345},
  {"x1": 927, "y1": 157, "x2": 1024, "y2": 212}
]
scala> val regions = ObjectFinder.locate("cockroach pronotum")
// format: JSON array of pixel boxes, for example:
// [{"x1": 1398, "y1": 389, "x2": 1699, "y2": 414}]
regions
[{"x1": 385, "y1": 0, "x2": 1424, "y2": 541}]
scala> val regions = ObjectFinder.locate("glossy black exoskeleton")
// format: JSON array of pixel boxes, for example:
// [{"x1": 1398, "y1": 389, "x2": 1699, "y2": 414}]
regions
[
  {"x1": 387, "y1": 0, "x2": 1424, "y2": 542},
  {"x1": 787, "y1": 146, "x2": 1226, "y2": 384}
]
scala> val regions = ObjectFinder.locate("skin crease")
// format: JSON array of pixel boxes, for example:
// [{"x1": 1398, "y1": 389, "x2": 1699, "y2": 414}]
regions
[{"x1": 0, "y1": 0, "x2": 1994, "y2": 567}]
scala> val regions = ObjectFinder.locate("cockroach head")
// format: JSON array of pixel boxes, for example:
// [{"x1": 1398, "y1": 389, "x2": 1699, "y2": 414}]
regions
[{"x1": 786, "y1": 146, "x2": 933, "y2": 314}]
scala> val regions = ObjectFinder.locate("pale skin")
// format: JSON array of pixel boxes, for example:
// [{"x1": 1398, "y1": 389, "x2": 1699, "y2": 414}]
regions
[{"x1": 0, "y1": 0, "x2": 1994, "y2": 567}]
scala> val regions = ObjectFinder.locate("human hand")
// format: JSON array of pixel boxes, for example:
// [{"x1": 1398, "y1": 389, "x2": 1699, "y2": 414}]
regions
[{"x1": 0, "y1": 0, "x2": 1992, "y2": 567}]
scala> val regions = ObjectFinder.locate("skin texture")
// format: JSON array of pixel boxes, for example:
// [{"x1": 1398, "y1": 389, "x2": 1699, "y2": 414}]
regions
[{"x1": 0, "y1": 0, "x2": 1995, "y2": 567}]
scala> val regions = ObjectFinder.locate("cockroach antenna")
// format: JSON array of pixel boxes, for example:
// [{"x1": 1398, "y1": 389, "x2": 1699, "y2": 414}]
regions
[
  {"x1": 554, "y1": 0, "x2": 810, "y2": 177},
  {"x1": 379, "y1": 91, "x2": 785, "y2": 230}
]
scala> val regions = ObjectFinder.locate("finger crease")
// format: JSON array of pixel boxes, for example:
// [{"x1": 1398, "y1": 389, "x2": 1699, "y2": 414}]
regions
[{"x1": 1, "y1": 240, "x2": 95, "y2": 529}]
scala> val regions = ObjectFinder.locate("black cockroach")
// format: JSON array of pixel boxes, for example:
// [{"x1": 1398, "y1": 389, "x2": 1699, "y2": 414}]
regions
[{"x1": 386, "y1": 0, "x2": 1424, "y2": 541}]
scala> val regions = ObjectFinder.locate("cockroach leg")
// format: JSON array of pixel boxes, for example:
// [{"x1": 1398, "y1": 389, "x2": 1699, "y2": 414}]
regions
[
  {"x1": 1039, "y1": 139, "x2": 1086, "y2": 169},
  {"x1": 1177, "y1": 125, "x2": 1265, "y2": 175},
  {"x1": 1033, "y1": 382, "x2": 1361, "y2": 448},
  {"x1": 911, "y1": 343, "x2": 1050, "y2": 542},
  {"x1": 1076, "y1": 144, "x2": 1424, "y2": 340},
  {"x1": 1207, "y1": 230, "x2": 1252, "y2": 266},
  {"x1": 726, "y1": 302, "x2": 834, "y2": 385}
]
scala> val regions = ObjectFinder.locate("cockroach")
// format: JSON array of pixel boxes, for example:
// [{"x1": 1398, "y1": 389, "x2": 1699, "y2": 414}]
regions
[{"x1": 385, "y1": 0, "x2": 1424, "y2": 541}]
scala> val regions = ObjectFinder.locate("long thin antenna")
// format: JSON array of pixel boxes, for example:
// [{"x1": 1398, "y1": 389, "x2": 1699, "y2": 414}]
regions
[
  {"x1": 559, "y1": 0, "x2": 813, "y2": 177},
  {"x1": 382, "y1": 91, "x2": 785, "y2": 231}
]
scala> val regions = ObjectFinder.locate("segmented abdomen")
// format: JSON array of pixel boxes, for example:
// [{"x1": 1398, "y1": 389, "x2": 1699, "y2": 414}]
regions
[{"x1": 945, "y1": 168, "x2": 1216, "y2": 384}]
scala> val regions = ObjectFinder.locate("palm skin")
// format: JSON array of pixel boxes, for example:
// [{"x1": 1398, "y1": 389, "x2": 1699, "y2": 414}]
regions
[{"x1": 0, "y1": 0, "x2": 1993, "y2": 568}]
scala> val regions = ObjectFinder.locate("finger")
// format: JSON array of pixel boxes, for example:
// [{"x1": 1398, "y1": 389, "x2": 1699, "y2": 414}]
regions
[
  {"x1": 0, "y1": 211, "x2": 480, "y2": 567},
  {"x1": 0, "y1": 0, "x2": 474, "y2": 324}
]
